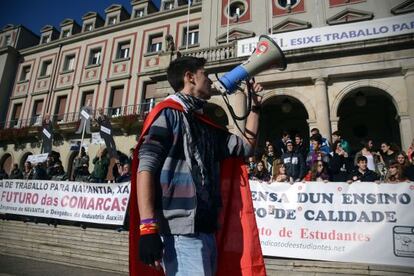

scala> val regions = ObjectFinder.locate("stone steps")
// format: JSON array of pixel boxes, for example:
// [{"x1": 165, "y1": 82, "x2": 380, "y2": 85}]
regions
[{"x1": 1, "y1": 220, "x2": 413, "y2": 275}]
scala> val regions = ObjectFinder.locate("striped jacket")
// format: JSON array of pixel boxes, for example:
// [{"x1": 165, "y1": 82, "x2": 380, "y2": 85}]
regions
[{"x1": 138, "y1": 104, "x2": 252, "y2": 234}]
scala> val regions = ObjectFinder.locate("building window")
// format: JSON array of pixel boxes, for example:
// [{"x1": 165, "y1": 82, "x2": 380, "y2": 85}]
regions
[
  {"x1": 148, "y1": 34, "x2": 163, "y2": 53},
  {"x1": 134, "y1": 9, "x2": 145, "y2": 18},
  {"x1": 108, "y1": 16, "x2": 117, "y2": 25},
  {"x1": 19, "y1": 66, "x2": 31, "y2": 81},
  {"x1": 41, "y1": 35, "x2": 50, "y2": 44},
  {"x1": 54, "y1": 96, "x2": 67, "y2": 122},
  {"x1": 31, "y1": 100, "x2": 44, "y2": 125},
  {"x1": 276, "y1": 0, "x2": 300, "y2": 9},
  {"x1": 63, "y1": 55, "x2": 75, "y2": 71},
  {"x1": 10, "y1": 103, "x2": 22, "y2": 128},
  {"x1": 226, "y1": 1, "x2": 247, "y2": 19},
  {"x1": 117, "y1": 41, "x2": 130, "y2": 59},
  {"x1": 109, "y1": 87, "x2": 123, "y2": 117},
  {"x1": 84, "y1": 23, "x2": 93, "y2": 32},
  {"x1": 62, "y1": 29, "x2": 71, "y2": 38},
  {"x1": 40, "y1": 60, "x2": 52, "y2": 77},
  {"x1": 88, "y1": 48, "x2": 101, "y2": 65},
  {"x1": 164, "y1": 1, "x2": 174, "y2": 10},
  {"x1": 81, "y1": 91, "x2": 94, "y2": 107},
  {"x1": 183, "y1": 25, "x2": 199, "y2": 46},
  {"x1": 5, "y1": 35, "x2": 12, "y2": 46}
]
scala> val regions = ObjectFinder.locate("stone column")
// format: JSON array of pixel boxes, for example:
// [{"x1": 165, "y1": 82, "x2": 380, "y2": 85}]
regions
[
  {"x1": 403, "y1": 68, "x2": 414, "y2": 146},
  {"x1": 399, "y1": 115, "x2": 413, "y2": 152},
  {"x1": 330, "y1": 116, "x2": 339, "y2": 133},
  {"x1": 313, "y1": 77, "x2": 331, "y2": 139}
]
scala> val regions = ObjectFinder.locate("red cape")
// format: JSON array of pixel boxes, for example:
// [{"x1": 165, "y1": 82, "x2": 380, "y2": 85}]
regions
[{"x1": 129, "y1": 99, "x2": 265, "y2": 276}]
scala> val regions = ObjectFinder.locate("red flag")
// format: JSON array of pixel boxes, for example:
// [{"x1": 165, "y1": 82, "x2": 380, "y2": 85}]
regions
[{"x1": 129, "y1": 99, "x2": 265, "y2": 276}]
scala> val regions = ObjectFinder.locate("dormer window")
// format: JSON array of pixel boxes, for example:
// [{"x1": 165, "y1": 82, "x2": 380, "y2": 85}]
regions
[
  {"x1": 62, "y1": 29, "x2": 71, "y2": 38},
  {"x1": 134, "y1": 9, "x2": 145, "y2": 18},
  {"x1": 84, "y1": 23, "x2": 93, "y2": 32},
  {"x1": 41, "y1": 35, "x2": 50, "y2": 44},
  {"x1": 164, "y1": 1, "x2": 174, "y2": 10},
  {"x1": 108, "y1": 16, "x2": 117, "y2": 25},
  {"x1": 5, "y1": 35, "x2": 12, "y2": 46}
]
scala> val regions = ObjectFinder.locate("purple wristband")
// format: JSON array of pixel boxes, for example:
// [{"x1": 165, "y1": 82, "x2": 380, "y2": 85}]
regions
[{"x1": 140, "y1": 218, "x2": 157, "y2": 224}]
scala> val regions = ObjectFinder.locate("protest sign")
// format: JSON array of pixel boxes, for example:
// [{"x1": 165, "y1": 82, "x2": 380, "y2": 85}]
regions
[
  {"x1": 250, "y1": 181, "x2": 414, "y2": 267},
  {"x1": 0, "y1": 179, "x2": 130, "y2": 225}
]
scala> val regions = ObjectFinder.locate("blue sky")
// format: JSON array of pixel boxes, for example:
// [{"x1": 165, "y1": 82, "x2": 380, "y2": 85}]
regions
[{"x1": 0, "y1": 0, "x2": 161, "y2": 36}]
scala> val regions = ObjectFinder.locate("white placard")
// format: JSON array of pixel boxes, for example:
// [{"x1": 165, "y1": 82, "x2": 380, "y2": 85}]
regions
[
  {"x1": 42, "y1": 128, "x2": 51, "y2": 139},
  {"x1": 237, "y1": 14, "x2": 414, "y2": 57},
  {"x1": 91, "y1": 132, "x2": 105, "y2": 145},
  {"x1": 81, "y1": 110, "x2": 90, "y2": 120},
  {"x1": 0, "y1": 179, "x2": 130, "y2": 225},
  {"x1": 100, "y1": 125, "x2": 111, "y2": 135},
  {"x1": 250, "y1": 181, "x2": 414, "y2": 267},
  {"x1": 26, "y1": 153, "x2": 49, "y2": 164}
]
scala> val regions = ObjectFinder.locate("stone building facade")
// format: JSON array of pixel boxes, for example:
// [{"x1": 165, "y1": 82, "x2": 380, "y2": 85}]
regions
[{"x1": 0, "y1": 0, "x2": 413, "y2": 175}]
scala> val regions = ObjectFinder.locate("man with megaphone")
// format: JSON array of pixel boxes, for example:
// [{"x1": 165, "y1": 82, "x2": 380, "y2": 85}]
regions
[{"x1": 129, "y1": 35, "x2": 285, "y2": 276}]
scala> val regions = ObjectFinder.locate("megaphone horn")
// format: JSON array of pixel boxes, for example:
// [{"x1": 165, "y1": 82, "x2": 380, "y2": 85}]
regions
[{"x1": 216, "y1": 35, "x2": 286, "y2": 94}]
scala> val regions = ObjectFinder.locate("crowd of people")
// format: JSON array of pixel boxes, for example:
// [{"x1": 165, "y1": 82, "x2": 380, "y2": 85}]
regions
[
  {"x1": 247, "y1": 128, "x2": 414, "y2": 184},
  {"x1": 0, "y1": 147, "x2": 133, "y2": 184}
]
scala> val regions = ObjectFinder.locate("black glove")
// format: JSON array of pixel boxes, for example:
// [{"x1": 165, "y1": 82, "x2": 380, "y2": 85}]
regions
[{"x1": 139, "y1": 233, "x2": 164, "y2": 265}]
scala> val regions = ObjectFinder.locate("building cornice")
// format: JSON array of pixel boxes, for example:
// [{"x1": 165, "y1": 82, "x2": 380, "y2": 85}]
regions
[{"x1": 18, "y1": 3, "x2": 202, "y2": 56}]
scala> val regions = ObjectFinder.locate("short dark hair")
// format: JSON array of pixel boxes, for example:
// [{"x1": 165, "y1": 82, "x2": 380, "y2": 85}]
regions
[
  {"x1": 310, "y1": 134, "x2": 322, "y2": 145},
  {"x1": 167, "y1": 56, "x2": 207, "y2": 92},
  {"x1": 357, "y1": 156, "x2": 367, "y2": 163},
  {"x1": 332, "y1": 131, "x2": 341, "y2": 137},
  {"x1": 310, "y1": 128, "x2": 320, "y2": 133}
]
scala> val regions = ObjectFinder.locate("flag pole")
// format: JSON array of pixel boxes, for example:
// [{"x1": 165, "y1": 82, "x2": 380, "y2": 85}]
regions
[
  {"x1": 78, "y1": 121, "x2": 87, "y2": 158},
  {"x1": 186, "y1": 0, "x2": 191, "y2": 50}
]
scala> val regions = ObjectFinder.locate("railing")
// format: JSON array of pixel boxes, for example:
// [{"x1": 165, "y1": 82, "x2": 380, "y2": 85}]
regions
[
  {"x1": 0, "y1": 102, "x2": 153, "y2": 131},
  {"x1": 181, "y1": 42, "x2": 236, "y2": 62}
]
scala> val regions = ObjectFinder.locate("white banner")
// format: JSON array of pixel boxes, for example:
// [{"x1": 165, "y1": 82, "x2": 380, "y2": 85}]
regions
[
  {"x1": 100, "y1": 125, "x2": 111, "y2": 135},
  {"x1": 238, "y1": 14, "x2": 414, "y2": 56},
  {"x1": 251, "y1": 181, "x2": 414, "y2": 267},
  {"x1": 0, "y1": 179, "x2": 130, "y2": 225},
  {"x1": 81, "y1": 110, "x2": 90, "y2": 120},
  {"x1": 42, "y1": 128, "x2": 51, "y2": 139}
]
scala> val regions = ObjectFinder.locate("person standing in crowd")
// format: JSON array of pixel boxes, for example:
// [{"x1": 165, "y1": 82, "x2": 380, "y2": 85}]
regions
[
  {"x1": 23, "y1": 161, "x2": 33, "y2": 180},
  {"x1": 331, "y1": 131, "x2": 350, "y2": 154},
  {"x1": 50, "y1": 161, "x2": 67, "y2": 181},
  {"x1": 116, "y1": 163, "x2": 131, "y2": 183},
  {"x1": 9, "y1": 164, "x2": 23, "y2": 179},
  {"x1": 309, "y1": 128, "x2": 330, "y2": 154},
  {"x1": 272, "y1": 162, "x2": 289, "y2": 183},
  {"x1": 73, "y1": 147, "x2": 90, "y2": 181},
  {"x1": 246, "y1": 156, "x2": 257, "y2": 179},
  {"x1": 306, "y1": 134, "x2": 330, "y2": 168},
  {"x1": 252, "y1": 161, "x2": 271, "y2": 182},
  {"x1": 33, "y1": 162, "x2": 48, "y2": 180},
  {"x1": 354, "y1": 139, "x2": 381, "y2": 173},
  {"x1": 385, "y1": 161, "x2": 406, "y2": 183},
  {"x1": 396, "y1": 151, "x2": 414, "y2": 181},
  {"x1": 348, "y1": 156, "x2": 379, "y2": 183},
  {"x1": 329, "y1": 141, "x2": 353, "y2": 182},
  {"x1": 304, "y1": 161, "x2": 330, "y2": 182},
  {"x1": 407, "y1": 138, "x2": 414, "y2": 161},
  {"x1": 262, "y1": 144, "x2": 277, "y2": 174},
  {"x1": 0, "y1": 167, "x2": 8, "y2": 179},
  {"x1": 379, "y1": 141, "x2": 397, "y2": 168},
  {"x1": 133, "y1": 57, "x2": 264, "y2": 275},
  {"x1": 273, "y1": 130, "x2": 290, "y2": 158},
  {"x1": 294, "y1": 134, "x2": 308, "y2": 160},
  {"x1": 91, "y1": 148, "x2": 109, "y2": 183},
  {"x1": 281, "y1": 139, "x2": 306, "y2": 182}
]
